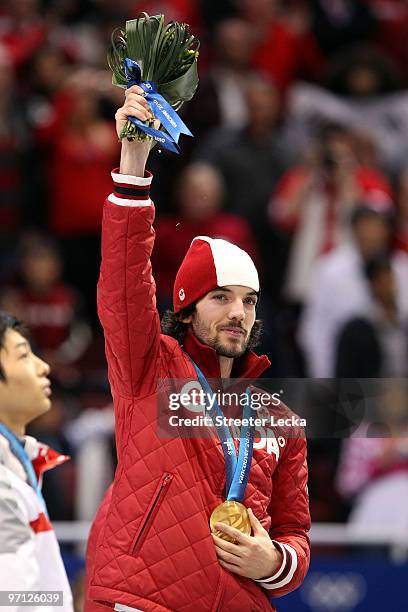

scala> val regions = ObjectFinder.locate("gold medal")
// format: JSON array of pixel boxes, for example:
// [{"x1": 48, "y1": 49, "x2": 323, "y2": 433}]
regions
[{"x1": 210, "y1": 501, "x2": 251, "y2": 543}]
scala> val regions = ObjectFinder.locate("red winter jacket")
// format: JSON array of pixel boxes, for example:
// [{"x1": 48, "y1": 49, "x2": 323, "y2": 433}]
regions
[{"x1": 86, "y1": 170, "x2": 310, "y2": 612}]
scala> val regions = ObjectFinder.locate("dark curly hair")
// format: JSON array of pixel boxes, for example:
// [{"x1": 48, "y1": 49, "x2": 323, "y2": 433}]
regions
[{"x1": 161, "y1": 304, "x2": 263, "y2": 352}]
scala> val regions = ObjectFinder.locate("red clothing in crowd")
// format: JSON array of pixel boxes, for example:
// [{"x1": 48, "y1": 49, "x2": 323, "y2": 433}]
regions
[
  {"x1": 250, "y1": 20, "x2": 324, "y2": 94},
  {"x1": 0, "y1": 21, "x2": 47, "y2": 69},
  {"x1": 35, "y1": 91, "x2": 118, "y2": 236},
  {"x1": 271, "y1": 165, "x2": 393, "y2": 236},
  {"x1": 11, "y1": 284, "x2": 78, "y2": 352},
  {"x1": 366, "y1": 0, "x2": 408, "y2": 76},
  {"x1": 131, "y1": 0, "x2": 202, "y2": 32},
  {"x1": 152, "y1": 213, "x2": 260, "y2": 302},
  {"x1": 269, "y1": 165, "x2": 393, "y2": 301},
  {"x1": 49, "y1": 132, "x2": 117, "y2": 236},
  {"x1": 0, "y1": 133, "x2": 21, "y2": 231}
]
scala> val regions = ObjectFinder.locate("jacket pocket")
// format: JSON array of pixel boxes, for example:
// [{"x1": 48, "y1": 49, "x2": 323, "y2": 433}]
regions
[{"x1": 129, "y1": 472, "x2": 173, "y2": 556}]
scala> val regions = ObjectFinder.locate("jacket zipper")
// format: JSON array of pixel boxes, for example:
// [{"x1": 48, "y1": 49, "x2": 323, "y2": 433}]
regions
[{"x1": 130, "y1": 472, "x2": 173, "y2": 556}]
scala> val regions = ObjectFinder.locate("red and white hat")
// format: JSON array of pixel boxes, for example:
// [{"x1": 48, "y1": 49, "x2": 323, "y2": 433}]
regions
[{"x1": 173, "y1": 236, "x2": 259, "y2": 312}]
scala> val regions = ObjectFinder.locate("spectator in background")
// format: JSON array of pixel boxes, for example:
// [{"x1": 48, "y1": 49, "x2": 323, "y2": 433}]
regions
[
  {"x1": 156, "y1": 17, "x2": 257, "y2": 211},
  {"x1": 195, "y1": 75, "x2": 293, "y2": 279},
  {"x1": 151, "y1": 162, "x2": 259, "y2": 311},
  {"x1": 0, "y1": 234, "x2": 91, "y2": 387},
  {"x1": 299, "y1": 203, "x2": 408, "y2": 377},
  {"x1": 17, "y1": 44, "x2": 72, "y2": 229},
  {"x1": 26, "y1": 44, "x2": 70, "y2": 114},
  {"x1": 308, "y1": 0, "x2": 377, "y2": 56},
  {"x1": 0, "y1": 0, "x2": 47, "y2": 70},
  {"x1": 185, "y1": 18, "x2": 257, "y2": 139},
  {"x1": 199, "y1": 0, "x2": 237, "y2": 31},
  {"x1": 337, "y1": 379, "x2": 408, "y2": 530},
  {"x1": 269, "y1": 123, "x2": 392, "y2": 304},
  {"x1": 284, "y1": 45, "x2": 408, "y2": 174},
  {"x1": 240, "y1": 0, "x2": 324, "y2": 94},
  {"x1": 34, "y1": 72, "x2": 119, "y2": 322},
  {"x1": 326, "y1": 44, "x2": 401, "y2": 96},
  {"x1": 0, "y1": 49, "x2": 26, "y2": 270},
  {"x1": 34, "y1": 71, "x2": 118, "y2": 236},
  {"x1": 367, "y1": 0, "x2": 408, "y2": 80},
  {"x1": 336, "y1": 255, "x2": 408, "y2": 377}
]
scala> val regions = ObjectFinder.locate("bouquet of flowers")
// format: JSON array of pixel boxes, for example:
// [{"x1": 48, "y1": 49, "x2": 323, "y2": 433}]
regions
[{"x1": 108, "y1": 13, "x2": 199, "y2": 152}]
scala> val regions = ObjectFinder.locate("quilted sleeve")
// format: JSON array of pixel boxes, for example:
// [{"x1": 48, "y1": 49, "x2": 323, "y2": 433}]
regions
[
  {"x1": 97, "y1": 169, "x2": 161, "y2": 397},
  {"x1": 256, "y1": 435, "x2": 311, "y2": 597}
]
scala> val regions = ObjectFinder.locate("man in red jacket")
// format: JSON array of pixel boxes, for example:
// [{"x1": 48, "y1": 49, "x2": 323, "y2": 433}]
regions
[{"x1": 86, "y1": 86, "x2": 310, "y2": 612}]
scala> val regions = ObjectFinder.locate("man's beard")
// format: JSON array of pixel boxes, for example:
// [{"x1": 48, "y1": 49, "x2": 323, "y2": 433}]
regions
[{"x1": 192, "y1": 316, "x2": 249, "y2": 358}]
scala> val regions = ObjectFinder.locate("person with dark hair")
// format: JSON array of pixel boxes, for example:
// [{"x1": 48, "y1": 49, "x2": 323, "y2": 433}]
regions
[
  {"x1": 284, "y1": 44, "x2": 408, "y2": 174},
  {"x1": 308, "y1": 2, "x2": 377, "y2": 57},
  {"x1": 269, "y1": 123, "x2": 392, "y2": 304},
  {"x1": 183, "y1": 17, "x2": 257, "y2": 139},
  {"x1": 336, "y1": 379, "x2": 408, "y2": 530},
  {"x1": 0, "y1": 233, "x2": 92, "y2": 386},
  {"x1": 0, "y1": 311, "x2": 73, "y2": 610},
  {"x1": 0, "y1": 232, "x2": 92, "y2": 386},
  {"x1": 336, "y1": 254, "x2": 408, "y2": 377},
  {"x1": 299, "y1": 202, "x2": 408, "y2": 377},
  {"x1": 239, "y1": 0, "x2": 324, "y2": 94},
  {"x1": 85, "y1": 87, "x2": 310, "y2": 611}
]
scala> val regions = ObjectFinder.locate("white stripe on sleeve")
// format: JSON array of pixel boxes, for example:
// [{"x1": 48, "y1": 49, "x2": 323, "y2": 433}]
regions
[
  {"x1": 107, "y1": 194, "x2": 152, "y2": 207},
  {"x1": 255, "y1": 543, "x2": 298, "y2": 590}
]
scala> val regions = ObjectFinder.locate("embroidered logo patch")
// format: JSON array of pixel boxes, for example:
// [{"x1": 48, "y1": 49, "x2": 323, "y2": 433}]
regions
[{"x1": 179, "y1": 288, "x2": 185, "y2": 301}]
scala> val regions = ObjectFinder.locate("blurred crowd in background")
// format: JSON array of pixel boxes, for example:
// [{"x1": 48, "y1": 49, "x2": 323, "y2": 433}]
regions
[{"x1": 1, "y1": 0, "x2": 408, "y2": 586}]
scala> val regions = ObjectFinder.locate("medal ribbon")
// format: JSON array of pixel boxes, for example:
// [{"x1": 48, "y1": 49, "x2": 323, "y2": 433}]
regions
[
  {"x1": 124, "y1": 58, "x2": 193, "y2": 154},
  {"x1": 190, "y1": 361, "x2": 255, "y2": 502},
  {"x1": 0, "y1": 422, "x2": 48, "y2": 515}
]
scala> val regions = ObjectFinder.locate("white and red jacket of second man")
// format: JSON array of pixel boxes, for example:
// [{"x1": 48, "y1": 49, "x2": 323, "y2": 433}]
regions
[
  {"x1": 0, "y1": 432, "x2": 73, "y2": 611},
  {"x1": 86, "y1": 170, "x2": 310, "y2": 612}
]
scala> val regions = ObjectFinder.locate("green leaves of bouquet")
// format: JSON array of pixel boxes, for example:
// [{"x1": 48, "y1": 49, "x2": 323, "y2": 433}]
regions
[{"x1": 108, "y1": 13, "x2": 199, "y2": 143}]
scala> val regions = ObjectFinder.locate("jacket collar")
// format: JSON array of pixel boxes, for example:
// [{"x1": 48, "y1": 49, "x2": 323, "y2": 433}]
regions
[
  {"x1": 0, "y1": 431, "x2": 70, "y2": 483},
  {"x1": 182, "y1": 329, "x2": 270, "y2": 380}
]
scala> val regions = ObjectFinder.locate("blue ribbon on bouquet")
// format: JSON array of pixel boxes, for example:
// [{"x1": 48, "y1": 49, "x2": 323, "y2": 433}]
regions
[{"x1": 124, "y1": 58, "x2": 193, "y2": 154}]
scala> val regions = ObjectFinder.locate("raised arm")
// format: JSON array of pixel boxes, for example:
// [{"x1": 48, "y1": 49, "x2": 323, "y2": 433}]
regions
[{"x1": 97, "y1": 87, "x2": 161, "y2": 398}]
